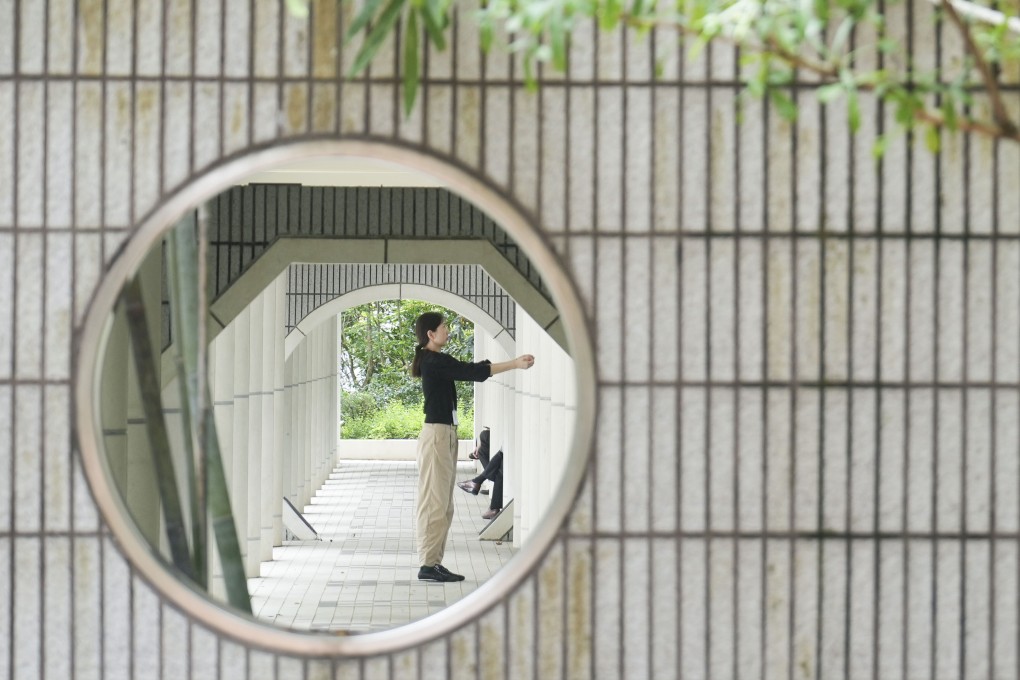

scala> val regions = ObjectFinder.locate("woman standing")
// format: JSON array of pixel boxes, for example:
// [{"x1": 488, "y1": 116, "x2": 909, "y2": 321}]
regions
[{"x1": 411, "y1": 312, "x2": 534, "y2": 582}]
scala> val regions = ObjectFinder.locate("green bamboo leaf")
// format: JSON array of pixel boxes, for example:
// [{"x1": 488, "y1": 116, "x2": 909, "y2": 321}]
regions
[
  {"x1": 403, "y1": 11, "x2": 421, "y2": 115},
  {"x1": 480, "y1": 20, "x2": 494, "y2": 52},
  {"x1": 346, "y1": 0, "x2": 388, "y2": 40},
  {"x1": 769, "y1": 88, "x2": 798, "y2": 122},
  {"x1": 121, "y1": 278, "x2": 196, "y2": 582},
  {"x1": 878, "y1": 37, "x2": 899, "y2": 54},
  {"x1": 523, "y1": 55, "x2": 539, "y2": 91},
  {"x1": 847, "y1": 88, "x2": 861, "y2": 132},
  {"x1": 926, "y1": 126, "x2": 941, "y2": 153},
  {"x1": 600, "y1": 0, "x2": 622, "y2": 31},
  {"x1": 872, "y1": 134, "x2": 889, "y2": 160},
  {"x1": 349, "y1": 0, "x2": 407, "y2": 76},
  {"x1": 421, "y1": 1, "x2": 448, "y2": 49},
  {"x1": 550, "y1": 12, "x2": 568, "y2": 71},
  {"x1": 831, "y1": 16, "x2": 855, "y2": 56},
  {"x1": 687, "y1": 36, "x2": 708, "y2": 63}
]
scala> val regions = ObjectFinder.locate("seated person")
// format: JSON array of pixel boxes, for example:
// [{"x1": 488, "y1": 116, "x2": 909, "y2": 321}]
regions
[{"x1": 458, "y1": 428, "x2": 503, "y2": 519}]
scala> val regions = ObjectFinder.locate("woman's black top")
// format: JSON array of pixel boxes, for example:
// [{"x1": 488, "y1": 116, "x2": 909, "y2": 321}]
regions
[{"x1": 419, "y1": 351, "x2": 491, "y2": 424}]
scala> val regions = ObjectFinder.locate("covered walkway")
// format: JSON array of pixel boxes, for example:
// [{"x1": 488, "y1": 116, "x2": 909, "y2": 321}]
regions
[{"x1": 248, "y1": 460, "x2": 516, "y2": 632}]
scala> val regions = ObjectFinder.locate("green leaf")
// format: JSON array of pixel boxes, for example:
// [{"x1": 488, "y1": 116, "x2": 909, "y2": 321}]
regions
[
  {"x1": 878, "y1": 37, "x2": 899, "y2": 54},
  {"x1": 403, "y1": 11, "x2": 420, "y2": 116},
  {"x1": 600, "y1": 0, "x2": 622, "y2": 31},
  {"x1": 847, "y1": 88, "x2": 861, "y2": 132},
  {"x1": 813, "y1": 0, "x2": 831, "y2": 22},
  {"x1": 941, "y1": 97, "x2": 958, "y2": 130},
  {"x1": 817, "y1": 82, "x2": 845, "y2": 104},
  {"x1": 926, "y1": 126, "x2": 941, "y2": 153},
  {"x1": 894, "y1": 92, "x2": 920, "y2": 126},
  {"x1": 421, "y1": 0, "x2": 448, "y2": 49},
  {"x1": 831, "y1": 16, "x2": 856, "y2": 56},
  {"x1": 346, "y1": 0, "x2": 387, "y2": 40},
  {"x1": 687, "y1": 37, "x2": 708, "y2": 63},
  {"x1": 550, "y1": 11, "x2": 568, "y2": 71},
  {"x1": 480, "y1": 21, "x2": 494, "y2": 52},
  {"x1": 349, "y1": 0, "x2": 407, "y2": 76},
  {"x1": 769, "y1": 89, "x2": 798, "y2": 122},
  {"x1": 872, "y1": 135, "x2": 889, "y2": 159},
  {"x1": 286, "y1": 0, "x2": 310, "y2": 19},
  {"x1": 523, "y1": 55, "x2": 539, "y2": 92}
]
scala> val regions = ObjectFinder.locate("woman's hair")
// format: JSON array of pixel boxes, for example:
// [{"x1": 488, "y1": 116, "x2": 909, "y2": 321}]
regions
[{"x1": 411, "y1": 311, "x2": 444, "y2": 377}]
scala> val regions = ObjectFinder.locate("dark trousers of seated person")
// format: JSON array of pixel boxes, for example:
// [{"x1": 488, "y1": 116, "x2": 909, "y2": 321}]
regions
[{"x1": 471, "y1": 451, "x2": 503, "y2": 510}]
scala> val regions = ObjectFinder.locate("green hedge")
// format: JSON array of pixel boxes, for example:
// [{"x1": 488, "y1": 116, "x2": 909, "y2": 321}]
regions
[{"x1": 341, "y1": 399, "x2": 473, "y2": 440}]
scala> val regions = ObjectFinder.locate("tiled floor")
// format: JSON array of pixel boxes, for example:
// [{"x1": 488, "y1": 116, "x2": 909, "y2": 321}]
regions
[{"x1": 247, "y1": 460, "x2": 515, "y2": 633}]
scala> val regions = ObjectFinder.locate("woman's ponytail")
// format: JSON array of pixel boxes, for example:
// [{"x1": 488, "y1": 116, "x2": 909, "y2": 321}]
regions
[
  {"x1": 411, "y1": 312, "x2": 444, "y2": 377},
  {"x1": 411, "y1": 343, "x2": 426, "y2": 377}
]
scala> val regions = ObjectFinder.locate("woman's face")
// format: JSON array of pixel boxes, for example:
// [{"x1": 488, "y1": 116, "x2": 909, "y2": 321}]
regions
[{"x1": 429, "y1": 321, "x2": 449, "y2": 347}]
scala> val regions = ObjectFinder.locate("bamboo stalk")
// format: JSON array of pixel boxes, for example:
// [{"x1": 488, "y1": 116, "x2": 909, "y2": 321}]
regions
[
  {"x1": 166, "y1": 216, "x2": 207, "y2": 588},
  {"x1": 121, "y1": 277, "x2": 196, "y2": 580}
]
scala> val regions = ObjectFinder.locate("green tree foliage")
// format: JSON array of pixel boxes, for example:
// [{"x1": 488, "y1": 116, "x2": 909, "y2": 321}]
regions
[
  {"x1": 332, "y1": 0, "x2": 1020, "y2": 149},
  {"x1": 339, "y1": 300, "x2": 476, "y2": 438}
]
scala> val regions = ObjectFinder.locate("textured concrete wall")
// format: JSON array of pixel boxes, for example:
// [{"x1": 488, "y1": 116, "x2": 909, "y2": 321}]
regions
[{"x1": 3, "y1": 0, "x2": 1020, "y2": 678}]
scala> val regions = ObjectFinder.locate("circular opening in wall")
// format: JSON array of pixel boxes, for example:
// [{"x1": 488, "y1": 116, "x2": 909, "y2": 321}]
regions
[{"x1": 75, "y1": 141, "x2": 596, "y2": 655}]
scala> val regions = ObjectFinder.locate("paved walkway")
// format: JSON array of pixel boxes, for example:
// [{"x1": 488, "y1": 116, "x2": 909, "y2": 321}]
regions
[{"x1": 247, "y1": 459, "x2": 515, "y2": 633}]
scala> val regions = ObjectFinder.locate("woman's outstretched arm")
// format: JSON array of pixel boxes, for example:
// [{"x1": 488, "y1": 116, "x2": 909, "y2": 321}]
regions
[{"x1": 488, "y1": 355, "x2": 535, "y2": 375}]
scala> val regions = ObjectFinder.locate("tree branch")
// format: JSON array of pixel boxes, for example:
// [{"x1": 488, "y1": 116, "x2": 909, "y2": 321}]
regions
[
  {"x1": 621, "y1": 9, "x2": 1020, "y2": 144},
  {"x1": 940, "y1": 0, "x2": 1019, "y2": 136}
]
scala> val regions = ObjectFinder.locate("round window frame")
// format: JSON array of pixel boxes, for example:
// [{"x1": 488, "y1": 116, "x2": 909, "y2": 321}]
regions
[{"x1": 74, "y1": 140, "x2": 597, "y2": 656}]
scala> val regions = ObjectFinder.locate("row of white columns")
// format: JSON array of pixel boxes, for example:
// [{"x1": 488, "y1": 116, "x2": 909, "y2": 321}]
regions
[
  {"x1": 282, "y1": 315, "x2": 339, "y2": 514},
  {"x1": 208, "y1": 271, "x2": 288, "y2": 588},
  {"x1": 473, "y1": 310, "x2": 576, "y2": 547},
  {"x1": 207, "y1": 273, "x2": 339, "y2": 598}
]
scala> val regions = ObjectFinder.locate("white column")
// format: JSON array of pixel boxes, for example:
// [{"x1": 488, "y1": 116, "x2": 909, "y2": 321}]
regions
[
  {"x1": 299, "y1": 336, "x2": 310, "y2": 507},
  {"x1": 474, "y1": 330, "x2": 487, "y2": 440},
  {"x1": 273, "y1": 277, "x2": 286, "y2": 545},
  {"x1": 328, "y1": 316, "x2": 339, "y2": 474},
  {"x1": 245, "y1": 297, "x2": 264, "y2": 575},
  {"x1": 282, "y1": 353, "x2": 295, "y2": 504},
  {"x1": 230, "y1": 306, "x2": 250, "y2": 573},
  {"x1": 305, "y1": 328, "x2": 316, "y2": 507},
  {"x1": 210, "y1": 324, "x2": 235, "y2": 601},
  {"x1": 260, "y1": 285, "x2": 276, "y2": 562},
  {"x1": 508, "y1": 309, "x2": 577, "y2": 547},
  {"x1": 537, "y1": 324, "x2": 553, "y2": 522},
  {"x1": 314, "y1": 326, "x2": 325, "y2": 493}
]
